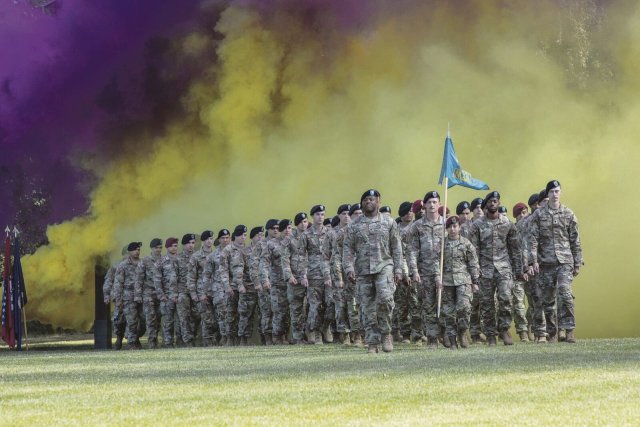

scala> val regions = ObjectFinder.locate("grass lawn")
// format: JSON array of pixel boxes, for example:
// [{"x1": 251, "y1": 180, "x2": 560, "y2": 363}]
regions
[{"x1": 1, "y1": 337, "x2": 639, "y2": 426}]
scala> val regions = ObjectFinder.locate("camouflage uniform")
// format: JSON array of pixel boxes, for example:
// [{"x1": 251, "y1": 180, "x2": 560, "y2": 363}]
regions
[
  {"x1": 343, "y1": 213, "x2": 402, "y2": 345},
  {"x1": 284, "y1": 228, "x2": 309, "y2": 341},
  {"x1": 154, "y1": 253, "x2": 178, "y2": 346},
  {"x1": 221, "y1": 242, "x2": 257, "y2": 339},
  {"x1": 300, "y1": 225, "x2": 332, "y2": 335},
  {"x1": 394, "y1": 220, "x2": 421, "y2": 340},
  {"x1": 135, "y1": 253, "x2": 162, "y2": 345},
  {"x1": 529, "y1": 204, "x2": 583, "y2": 337},
  {"x1": 112, "y1": 257, "x2": 145, "y2": 344},
  {"x1": 260, "y1": 235, "x2": 291, "y2": 338},
  {"x1": 175, "y1": 249, "x2": 195, "y2": 344},
  {"x1": 204, "y1": 246, "x2": 228, "y2": 341},
  {"x1": 441, "y1": 236, "x2": 480, "y2": 338},
  {"x1": 461, "y1": 218, "x2": 482, "y2": 339},
  {"x1": 324, "y1": 227, "x2": 346, "y2": 335},
  {"x1": 252, "y1": 239, "x2": 272, "y2": 338},
  {"x1": 406, "y1": 216, "x2": 445, "y2": 339},
  {"x1": 513, "y1": 217, "x2": 531, "y2": 334},
  {"x1": 332, "y1": 224, "x2": 362, "y2": 336},
  {"x1": 103, "y1": 259, "x2": 126, "y2": 340},
  {"x1": 188, "y1": 246, "x2": 216, "y2": 345},
  {"x1": 468, "y1": 216, "x2": 523, "y2": 337}
]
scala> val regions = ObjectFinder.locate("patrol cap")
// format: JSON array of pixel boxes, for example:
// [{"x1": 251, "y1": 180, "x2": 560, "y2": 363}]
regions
[
  {"x1": 513, "y1": 202, "x2": 528, "y2": 218},
  {"x1": 485, "y1": 191, "x2": 500, "y2": 202},
  {"x1": 279, "y1": 219, "x2": 291, "y2": 230},
  {"x1": 546, "y1": 179, "x2": 561, "y2": 194},
  {"x1": 127, "y1": 242, "x2": 142, "y2": 251},
  {"x1": 361, "y1": 189, "x2": 381, "y2": 202},
  {"x1": 217, "y1": 229, "x2": 230, "y2": 239},
  {"x1": 294, "y1": 212, "x2": 307, "y2": 226},
  {"x1": 265, "y1": 219, "x2": 279, "y2": 230},
  {"x1": 411, "y1": 199, "x2": 423, "y2": 214},
  {"x1": 380, "y1": 206, "x2": 391, "y2": 214},
  {"x1": 150, "y1": 238, "x2": 163, "y2": 248},
  {"x1": 398, "y1": 201, "x2": 412, "y2": 217},
  {"x1": 423, "y1": 191, "x2": 440, "y2": 203},
  {"x1": 527, "y1": 193, "x2": 539, "y2": 207},
  {"x1": 456, "y1": 201, "x2": 470, "y2": 215},
  {"x1": 470, "y1": 197, "x2": 483, "y2": 211},
  {"x1": 250, "y1": 227, "x2": 263, "y2": 239},
  {"x1": 331, "y1": 215, "x2": 340, "y2": 228},
  {"x1": 181, "y1": 233, "x2": 196, "y2": 245},
  {"x1": 445, "y1": 216, "x2": 460, "y2": 228},
  {"x1": 349, "y1": 203, "x2": 362, "y2": 216},
  {"x1": 200, "y1": 230, "x2": 214, "y2": 241},
  {"x1": 310, "y1": 204, "x2": 325, "y2": 215},
  {"x1": 498, "y1": 206, "x2": 507, "y2": 214},
  {"x1": 438, "y1": 206, "x2": 450, "y2": 216},
  {"x1": 232, "y1": 225, "x2": 247, "y2": 239},
  {"x1": 337, "y1": 204, "x2": 351, "y2": 215},
  {"x1": 165, "y1": 237, "x2": 178, "y2": 248}
]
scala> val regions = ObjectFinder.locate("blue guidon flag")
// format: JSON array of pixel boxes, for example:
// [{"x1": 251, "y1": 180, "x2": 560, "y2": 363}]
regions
[{"x1": 438, "y1": 135, "x2": 489, "y2": 190}]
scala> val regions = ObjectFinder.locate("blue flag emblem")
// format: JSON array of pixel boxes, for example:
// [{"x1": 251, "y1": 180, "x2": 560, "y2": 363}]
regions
[{"x1": 438, "y1": 136, "x2": 489, "y2": 190}]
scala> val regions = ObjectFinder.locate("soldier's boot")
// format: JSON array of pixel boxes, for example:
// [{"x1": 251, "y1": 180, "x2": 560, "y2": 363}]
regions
[
  {"x1": 519, "y1": 331, "x2": 529, "y2": 342},
  {"x1": 427, "y1": 337, "x2": 438, "y2": 350},
  {"x1": 135, "y1": 338, "x2": 142, "y2": 349},
  {"x1": 449, "y1": 335, "x2": 458, "y2": 350},
  {"x1": 470, "y1": 335, "x2": 481, "y2": 345},
  {"x1": 164, "y1": 342, "x2": 174, "y2": 349},
  {"x1": 547, "y1": 333, "x2": 558, "y2": 343},
  {"x1": 458, "y1": 333, "x2": 469, "y2": 349},
  {"x1": 487, "y1": 336, "x2": 497, "y2": 347},
  {"x1": 224, "y1": 336, "x2": 233, "y2": 347},
  {"x1": 126, "y1": 341, "x2": 140, "y2": 350},
  {"x1": 353, "y1": 333, "x2": 364, "y2": 348},
  {"x1": 382, "y1": 334, "x2": 394, "y2": 353},
  {"x1": 367, "y1": 344, "x2": 379, "y2": 354},
  {"x1": 501, "y1": 330, "x2": 514, "y2": 346},
  {"x1": 148, "y1": 339, "x2": 157, "y2": 350},
  {"x1": 401, "y1": 335, "x2": 411, "y2": 344},
  {"x1": 393, "y1": 331, "x2": 403, "y2": 343},
  {"x1": 314, "y1": 331, "x2": 324, "y2": 345},
  {"x1": 114, "y1": 335, "x2": 123, "y2": 350},
  {"x1": 527, "y1": 326, "x2": 535, "y2": 342},
  {"x1": 443, "y1": 334, "x2": 451, "y2": 348},
  {"x1": 537, "y1": 335, "x2": 547, "y2": 344},
  {"x1": 565, "y1": 330, "x2": 576, "y2": 343},
  {"x1": 558, "y1": 329, "x2": 567, "y2": 342},
  {"x1": 175, "y1": 336, "x2": 184, "y2": 347},
  {"x1": 323, "y1": 325, "x2": 333, "y2": 344},
  {"x1": 239, "y1": 337, "x2": 248, "y2": 346},
  {"x1": 264, "y1": 333, "x2": 273, "y2": 346},
  {"x1": 342, "y1": 333, "x2": 351, "y2": 346}
]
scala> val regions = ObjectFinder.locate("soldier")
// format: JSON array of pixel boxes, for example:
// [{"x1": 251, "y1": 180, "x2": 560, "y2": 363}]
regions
[
  {"x1": 155, "y1": 237, "x2": 179, "y2": 347},
  {"x1": 512, "y1": 202, "x2": 531, "y2": 342},
  {"x1": 380, "y1": 206, "x2": 391, "y2": 215},
  {"x1": 103, "y1": 247, "x2": 128, "y2": 350},
  {"x1": 323, "y1": 218, "x2": 333, "y2": 229},
  {"x1": 407, "y1": 191, "x2": 445, "y2": 349},
  {"x1": 412, "y1": 199, "x2": 425, "y2": 221},
  {"x1": 468, "y1": 197, "x2": 485, "y2": 343},
  {"x1": 285, "y1": 213, "x2": 309, "y2": 344},
  {"x1": 299, "y1": 205, "x2": 332, "y2": 344},
  {"x1": 325, "y1": 206, "x2": 349, "y2": 344},
  {"x1": 457, "y1": 201, "x2": 472, "y2": 239},
  {"x1": 188, "y1": 231, "x2": 216, "y2": 346},
  {"x1": 529, "y1": 180, "x2": 583, "y2": 343},
  {"x1": 257, "y1": 220, "x2": 279, "y2": 345},
  {"x1": 394, "y1": 201, "x2": 421, "y2": 344},
  {"x1": 204, "y1": 229, "x2": 231, "y2": 345},
  {"x1": 441, "y1": 216, "x2": 480, "y2": 349},
  {"x1": 349, "y1": 203, "x2": 363, "y2": 221},
  {"x1": 176, "y1": 234, "x2": 197, "y2": 346},
  {"x1": 112, "y1": 242, "x2": 144, "y2": 350},
  {"x1": 248, "y1": 226, "x2": 267, "y2": 344},
  {"x1": 260, "y1": 218, "x2": 289, "y2": 345},
  {"x1": 468, "y1": 191, "x2": 525, "y2": 346},
  {"x1": 498, "y1": 206, "x2": 508, "y2": 218},
  {"x1": 343, "y1": 189, "x2": 403, "y2": 354},
  {"x1": 470, "y1": 197, "x2": 484, "y2": 221},
  {"x1": 136, "y1": 238, "x2": 163, "y2": 349}
]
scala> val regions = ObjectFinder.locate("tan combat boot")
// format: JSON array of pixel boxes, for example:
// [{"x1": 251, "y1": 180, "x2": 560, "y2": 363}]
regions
[
  {"x1": 487, "y1": 336, "x2": 497, "y2": 347},
  {"x1": 458, "y1": 333, "x2": 469, "y2": 349},
  {"x1": 314, "y1": 331, "x2": 324, "y2": 345},
  {"x1": 393, "y1": 331, "x2": 403, "y2": 343},
  {"x1": 382, "y1": 334, "x2": 394, "y2": 353},
  {"x1": 401, "y1": 335, "x2": 410, "y2": 344},
  {"x1": 264, "y1": 333, "x2": 273, "y2": 346},
  {"x1": 501, "y1": 330, "x2": 514, "y2": 345},
  {"x1": 548, "y1": 333, "x2": 558, "y2": 343},
  {"x1": 519, "y1": 331, "x2": 529, "y2": 342},
  {"x1": 427, "y1": 337, "x2": 438, "y2": 350},
  {"x1": 353, "y1": 333, "x2": 364, "y2": 348},
  {"x1": 537, "y1": 335, "x2": 547, "y2": 344},
  {"x1": 239, "y1": 337, "x2": 248, "y2": 346},
  {"x1": 342, "y1": 332, "x2": 351, "y2": 346},
  {"x1": 367, "y1": 344, "x2": 379, "y2": 354},
  {"x1": 565, "y1": 330, "x2": 576, "y2": 343},
  {"x1": 558, "y1": 329, "x2": 567, "y2": 342},
  {"x1": 442, "y1": 335, "x2": 451, "y2": 348},
  {"x1": 323, "y1": 325, "x2": 333, "y2": 343}
]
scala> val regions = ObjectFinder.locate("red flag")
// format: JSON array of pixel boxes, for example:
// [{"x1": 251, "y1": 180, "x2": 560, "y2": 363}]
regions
[{"x1": 1, "y1": 234, "x2": 15, "y2": 348}]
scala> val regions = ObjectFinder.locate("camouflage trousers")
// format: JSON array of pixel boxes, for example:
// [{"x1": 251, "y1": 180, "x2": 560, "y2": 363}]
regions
[
  {"x1": 442, "y1": 285, "x2": 473, "y2": 337},
  {"x1": 418, "y1": 272, "x2": 443, "y2": 339},
  {"x1": 324, "y1": 285, "x2": 335, "y2": 333},
  {"x1": 287, "y1": 283, "x2": 307, "y2": 340},
  {"x1": 258, "y1": 288, "x2": 273, "y2": 335},
  {"x1": 123, "y1": 301, "x2": 146, "y2": 343},
  {"x1": 142, "y1": 297, "x2": 161, "y2": 342},
  {"x1": 357, "y1": 265, "x2": 396, "y2": 345},
  {"x1": 469, "y1": 292, "x2": 482, "y2": 337},
  {"x1": 238, "y1": 289, "x2": 258, "y2": 338},
  {"x1": 111, "y1": 305, "x2": 127, "y2": 338},
  {"x1": 160, "y1": 299, "x2": 178, "y2": 345},
  {"x1": 177, "y1": 293, "x2": 194, "y2": 343},
  {"x1": 479, "y1": 273, "x2": 514, "y2": 337},
  {"x1": 212, "y1": 287, "x2": 227, "y2": 339},
  {"x1": 270, "y1": 282, "x2": 289, "y2": 337},
  {"x1": 533, "y1": 264, "x2": 575, "y2": 337},
  {"x1": 332, "y1": 285, "x2": 348, "y2": 334},
  {"x1": 392, "y1": 279, "x2": 421, "y2": 339},
  {"x1": 523, "y1": 280, "x2": 535, "y2": 328},
  {"x1": 306, "y1": 279, "x2": 326, "y2": 332},
  {"x1": 512, "y1": 280, "x2": 528, "y2": 333},
  {"x1": 197, "y1": 297, "x2": 216, "y2": 341},
  {"x1": 226, "y1": 289, "x2": 240, "y2": 338},
  {"x1": 344, "y1": 281, "x2": 361, "y2": 333}
]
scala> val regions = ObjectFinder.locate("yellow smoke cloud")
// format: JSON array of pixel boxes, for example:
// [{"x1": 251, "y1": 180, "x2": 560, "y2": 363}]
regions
[{"x1": 23, "y1": 1, "x2": 640, "y2": 337}]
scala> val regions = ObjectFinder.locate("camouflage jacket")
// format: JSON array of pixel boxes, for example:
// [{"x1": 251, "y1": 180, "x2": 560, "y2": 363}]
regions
[
  {"x1": 529, "y1": 204, "x2": 583, "y2": 268},
  {"x1": 397, "y1": 220, "x2": 412, "y2": 276},
  {"x1": 187, "y1": 246, "x2": 214, "y2": 299},
  {"x1": 249, "y1": 241, "x2": 263, "y2": 287},
  {"x1": 468, "y1": 215, "x2": 523, "y2": 279},
  {"x1": 259, "y1": 236, "x2": 290, "y2": 285},
  {"x1": 343, "y1": 213, "x2": 403, "y2": 276},
  {"x1": 329, "y1": 225, "x2": 348, "y2": 284},
  {"x1": 442, "y1": 236, "x2": 480, "y2": 286},
  {"x1": 154, "y1": 254, "x2": 178, "y2": 300},
  {"x1": 175, "y1": 249, "x2": 194, "y2": 294},
  {"x1": 203, "y1": 246, "x2": 227, "y2": 294},
  {"x1": 406, "y1": 216, "x2": 444, "y2": 277},
  {"x1": 284, "y1": 228, "x2": 308, "y2": 281},
  {"x1": 460, "y1": 220, "x2": 472, "y2": 240},
  {"x1": 102, "y1": 257, "x2": 125, "y2": 301},
  {"x1": 515, "y1": 218, "x2": 531, "y2": 270},
  {"x1": 135, "y1": 253, "x2": 162, "y2": 300},
  {"x1": 112, "y1": 257, "x2": 141, "y2": 303},
  {"x1": 300, "y1": 225, "x2": 331, "y2": 281},
  {"x1": 220, "y1": 242, "x2": 253, "y2": 291}
]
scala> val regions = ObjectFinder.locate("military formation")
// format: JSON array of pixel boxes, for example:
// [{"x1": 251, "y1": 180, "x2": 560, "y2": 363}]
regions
[{"x1": 103, "y1": 180, "x2": 583, "y2": 354}]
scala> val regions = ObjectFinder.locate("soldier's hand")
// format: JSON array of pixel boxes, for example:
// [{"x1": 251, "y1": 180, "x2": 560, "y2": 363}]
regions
[
  {"x1": 520, "y1": 273, "x2": 529, "y2": 282},
  {"x1": 337, "y1": 280, "x2": 343, "y2": 289},
  {"x1": 347, "y1": 271, "x2": 356, "y2": 283},
  {"x1": 436, "y1": 280, "x2": 443, "y2": 291},
  {"x1": 264, "y1": 282, "x2": 271, "y2": 291},
  {"x1": 325, "y1": 279, "x2": 332, "y2": 288},
  {"x1": 412, "y1": 272, "x2": 421, "y2": 284},
  {"x1": 532, "y1": 262, "x2": 540, "y2": 274},
  {"x1": 394, "y1": 273, "x2": 403, "y2": 284},
  {"x1": 526, "y1": 265, "x2": 534, "y2": 278},
  {"x1": 472, "y1": 283, "x2": 479, "y2": 293},
  {"x1": 288, "y1": 276, "x2": 298, "y2": 285},
  {"x1": 225, "y1": 286, "x2": 234, "y2": 295},
  {"x1": 301, "y1": 277, "x2": 309, "y2": 287},
  {"x1": 573, "y1": 266, "x2": 580, "y2": 277},
  {"x1": 104, "y1": 297, "x2": 110, "y2": 304},
  {"x1": 239, "y1": 284, "x2": 246, "y2": 294},
  {"x1": 199, "y1": 295, "x2": 207, "y2": 302},
  {"x1": 255, "y1": 285, "x2": 262, "y2": 291}
]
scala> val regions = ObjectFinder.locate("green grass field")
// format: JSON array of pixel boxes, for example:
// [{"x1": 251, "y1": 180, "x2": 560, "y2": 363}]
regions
[{"x1": 2, "y1": 337, "x2": 640, "y2": 426}]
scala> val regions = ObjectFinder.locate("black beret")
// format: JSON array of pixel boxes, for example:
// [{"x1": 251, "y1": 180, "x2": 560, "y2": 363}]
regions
[
  {"x1": 498, "y1": 206, "x2": 507, "y2": 214},
  {"x1": 395, "y1": 217, "x2": 401, "y2": 224},
  {"x1": 481, "y1": 198, "x2": 487, "y2": 210},
  {"x1": 232, "y1": 225, "x2": 247, "y2": 238},
  {"x1": 200, "y1": 230, "x2": 214, "y2": 241},
  {"x1": 279, "y1": 219, "x2": 291, "y2": 230},
  {"x1": 323, "y1": 218, "x2": 331, "y2": 226},
  {"x1": 330, "y1": 215, "x2": 340, "y2": 228},
  {"x1": 349, "y1": 203, "x2": 362, "y2": 216},
  {"x1": 485, "y1": 191, "x2": 500, "y2": 201},
  {"x1": 538, "y1": 189, "x2": 548, "y2": 201},
  {"x1": 294, "y1": 212, "x2": 307, "y2": 226},
  {"x1": 528, "y1": 193, "x2": 540, "y2": 207},
  {"x1": 380, "y1": 205, "x2": 391, "y2": 213},
  {"x1": 546, "y1": 179, "x2": 561, "y2": 194},
  {"x1": 470, "y1": 197, "x2": 483, "y2": 211},
  {"x1": 250, "y1": 226, "x2": 264, "y2": 239},
  {"x1": 127, "y1": 242, "x2": 142, "y2": 251},
  {"x1": 181, "y1": 234, "x2": 196, "y2": 245},
  {"x1": 361, "y1": 189, "x2": 381, "y2": 202},
  {"x1": 337, "y1": 204, "x2": 351, "y2": 215},
  {"x1": 310, "y1": 204, "x2": 325, "y2": 215},
  {"x1": 265, "y1": 219, "x2": 279, "y2": 230},
  {"x1": 217, "y1": 229, "x2": 230, "y2": 239},
  {"x1": 456, "y1": 201, "x2": 470, "y2": 215},
  {"x1": 398, "y1": 201, "x2": 412, "y2": 217},
  {"x1": 149, "y1": 238, "x2": 163, "y2": 248},
  {"x1": 423, "y1": 191, "x2": 440, "y2": 203}
]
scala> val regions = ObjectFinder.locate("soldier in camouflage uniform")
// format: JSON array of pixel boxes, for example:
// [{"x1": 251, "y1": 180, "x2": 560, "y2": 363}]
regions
[
  {"x1": 300, "y1": 205, "x2": 333, "y2": 345},
  {"x1": 512, "y1": 203, "x2": 531, "y2": 342},
  {"x1": 325, "y1": 206, "x2": 350, "y2": 344},
  {"x1": 135, "y1": 238, "x2": 163, "y2": 349},
  {"x1": 467, "y1": 197, "x2": 485, "y2": 344},
  {"x1": 412, "y1": 199, "x2": 425, "y2": 221},
  {"x1": 204, "y1": 229, "x2": 231, "y2": 345},
  {"x1": 155, "y1": 237, "x2": 179, "y2": 347},
  {"x1": 248, "y1": 226, "x2": 267, "y2": 344},
  {"x1": 112, "y1": 242, "x2": 145, "y2": 350},
  {"x1": 103, "y1": 248, "x2": 127, "y2": 350},
  {"x1": 284, "y1": 213, "x2": 309, "y2": 344},
  {"x1": 407, "y1": 191, "x2": 445, "y2": 349},
  {"x1": 468, "y1": 191, "x2": 525, "y2": 346},
  {"x1": 176, "y1": 234, "x2": 196, "y2": 346},
  {"x1": 188, "y1": 231, "x2": 216, "y2": 346},
  {"x1": 343, "y1": 189, "x2": 403, "y2": 354},
  {"x1": 529, "y1": 180, "x2": 583, "y2": 343},
  {"x1": 441, "y1": 216, "x2": 480, "y2": 349},
  {"x1": 259, "y1": 219, "x2": 288, "y2": 344}
]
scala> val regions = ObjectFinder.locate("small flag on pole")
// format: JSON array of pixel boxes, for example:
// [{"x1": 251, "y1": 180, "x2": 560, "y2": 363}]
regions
[
  {"x1": 1, "y1": 227, "x2": 15, "y2": 348},
  {"x1": 438, "y1": 135, "x2": 490, "y2": 190}
]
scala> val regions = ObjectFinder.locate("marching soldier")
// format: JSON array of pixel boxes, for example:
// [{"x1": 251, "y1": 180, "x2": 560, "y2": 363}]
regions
[
  {"x1": 188, "y1": 231, "x2": 216, "y2": 346},
  {"x1": 176, "y1": 234, "x2": 196, "y2": 346},
  {"x1": 135, "y1": 238, "x2": 163, "y2": 349},
  {"x1": 112, "y1": 242, "x2": 145, "y2": 350},
  {"x1": 103, "y1": 247, "x2": 128, "y2": 350},
  {"x1": 512, "y1": 203, "x2": 531, "y2": 341},
  {"x1": 248, "y1": 226, "x2": 267, "y2": 344},
  {"x1": 284, "y1": 213, "x2": 309, "y2": 344},
  {"x1": 155, "y1": 237, "x2": 179, "y2": 347},
  {"x1": 204, "y1": 229, "x2": 231, "y2": 345}
]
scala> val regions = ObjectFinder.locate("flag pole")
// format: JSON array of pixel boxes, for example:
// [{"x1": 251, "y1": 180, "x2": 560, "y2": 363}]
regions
[
  {"x1": 12, "y1": 226, "x2": 29, "y2": 351},
  {"x1": 437, "y1": 124, "x2": 451, "y2": 318}
]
